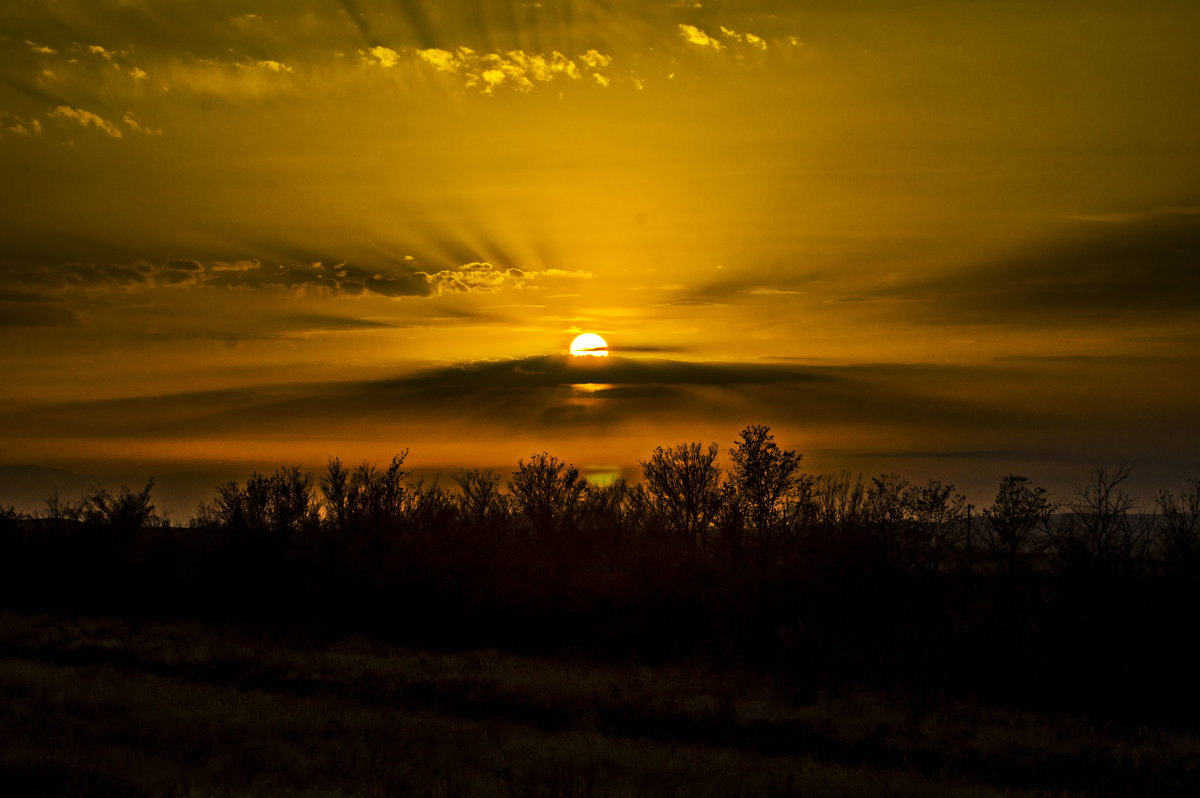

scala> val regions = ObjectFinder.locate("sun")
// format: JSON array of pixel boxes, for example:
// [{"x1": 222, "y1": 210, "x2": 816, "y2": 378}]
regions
[{"x1": 569, "y1": 333, "x2": 608, "y2": 357}]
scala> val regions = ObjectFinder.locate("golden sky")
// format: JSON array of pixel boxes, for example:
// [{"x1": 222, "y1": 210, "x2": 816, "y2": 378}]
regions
[{"x1": 2, "y1": 0, "x2": 1199, "y2": 512}]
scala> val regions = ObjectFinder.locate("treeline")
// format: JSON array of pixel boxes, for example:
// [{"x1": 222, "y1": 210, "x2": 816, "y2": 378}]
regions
[{"x1": 2, "y1": 425, "x2": 1199, "y2": 722}]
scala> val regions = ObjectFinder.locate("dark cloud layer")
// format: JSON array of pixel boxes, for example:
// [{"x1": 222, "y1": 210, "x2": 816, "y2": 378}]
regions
[
  {"x1": 890, "y1": 208, "x2": 1200, "y2": 326},
  {"x1": 0, "y1": 288, "x2": 80, "y2": 327},
  {"x1": 2, "y1": 352, "x2": 1196, "y2": 507},
  {"x1": 4, "y1": 256, "x2": 430, "y2": 299},
  {"x1": 0, "y1": 301, "x2": 80, "y2": 328},
  {"x1": 0, "y1": 355, "x2": 1039, "y2": 440}
]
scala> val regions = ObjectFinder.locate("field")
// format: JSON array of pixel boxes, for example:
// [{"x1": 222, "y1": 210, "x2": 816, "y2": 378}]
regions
[{"x1": 3, "y1": 610, "x2": 1198, "y2": 797}]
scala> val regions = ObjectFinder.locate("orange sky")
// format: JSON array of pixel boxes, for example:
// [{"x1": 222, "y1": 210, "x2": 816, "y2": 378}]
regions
[{"x1": 2, "y1": 1, "x2": 1199, "y2": 515}]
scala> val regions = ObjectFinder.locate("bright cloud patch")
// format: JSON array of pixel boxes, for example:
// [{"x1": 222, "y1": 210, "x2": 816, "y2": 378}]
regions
[
  {"x1": 720, "y1": 26, "x2": 768, "y2": 50},
  {"x1": 418, "y1": 263, "x2": 593, "y2": 295},
  {"x1": 401, "y1": 46, "x2": 612, "y2": 94},
  {"x1": 681, "y1": 24, "x2": 771, "y2": 53},
  {"x1": 50, "y1": 105, "x2": 123, "y2": 138},
  {"x1": 368, "y1": 46, "x2": 401, "y2": 68},
  {"x1": 679, "y1": 24, "x2": 723, "y2": 50}
]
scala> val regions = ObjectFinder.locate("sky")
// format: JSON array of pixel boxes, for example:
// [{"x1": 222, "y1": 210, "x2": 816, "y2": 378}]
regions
[{"x1": 2, "y1": 0, "x2": 1199, "y2": 516}]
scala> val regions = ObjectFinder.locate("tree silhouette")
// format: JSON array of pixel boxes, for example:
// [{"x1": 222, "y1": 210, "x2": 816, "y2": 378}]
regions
[
  {"x1": 345, "y1": 453, "x2": 409, "y2": 541},
  {"x1": 865, "y1": 473, "x2": 911, "y2": 569},
  {"x1": 453, "y1": 468, "x2": 509, "y2": 535},
  {"x1": 903, "y1": 479, "x2": 967, "y2": 574},
  {"x1": 319, "y1": 456, "x2": 351, "y2": 532},
  {"x1": 193, "y1": 467, "x2": 317, "y2": 543},
  {"x1": 1155, "y1": 478, "x2": 1200, "y2": 580},
  {"x1": 728, "y1": 424, "x2": 807, "y2": 547},
  {"x1": 640, "y1": 441, "x2": 722, "y2": 554},
  {"x1": 981, "y1": 474, "x2": 1055, "y2": 575},
  {"x1": 508, "y1": 452, "x2": 586, "y2": 540},
  {"x1": 1052, "y1": 462, "x2": 1150, "y2": 575},
  {"x1": 811, "y1": 472, "x2": 866, "y2": 530}
]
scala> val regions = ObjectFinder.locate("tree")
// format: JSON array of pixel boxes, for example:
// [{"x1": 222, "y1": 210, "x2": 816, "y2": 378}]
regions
[
  {"x1": 508, "y1": 452, "x2": 586, "y2": 540},
  {"x1": 344, "y1": 453, "x2": 409, "y2": 539},
  {"x1": 902, "y1": 479, "x2": 967, "y2": 574},
  {"x1": 728, "y1": 424, "x2": 807, "y2": 545},
  {"x1": 865, "y1": 473, "x2": 911, "y2": 567},
  {"x1": 1053, "y1": 462, "x2": 1150, "y2": 574},
  {"x1": 41, "y1": 491, "x2": 82, "y2": 530},
  {"x1": 811, "y1": 472, "x2": 866, "y2": 529},
  {"x1": 453, "y1": 468, "x2": 508, "y2": 534},
  {"x1": 80, "y1": 479, "x2": 162, "y2": 531},
  {"x1": 640, "y1": 441, "x2": 722, "y2": 553},
  {"x1": 578, "y1": 479, "x2": 633, "y2": 544},
  {"x1": 1155, "y1": 478, "x2": 1200, "y2": 579},
  {"x1": 194, "y1": 467, "x2": 317, "y2": 542},
  {"x1": 319, "y1": 456, "x2": 351, "y2": 531},
  {"x1": 982, "y1": 474, "x2": 1055, "y2": 575}
]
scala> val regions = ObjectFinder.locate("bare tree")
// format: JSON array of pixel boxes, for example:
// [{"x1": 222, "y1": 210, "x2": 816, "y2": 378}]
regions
[
  {"x1": 640, "y1": 441, "x2": 722, "y2": 554},
  {"x1": 1052, "y1": 462, "x2": 1151, "y2": 574}
]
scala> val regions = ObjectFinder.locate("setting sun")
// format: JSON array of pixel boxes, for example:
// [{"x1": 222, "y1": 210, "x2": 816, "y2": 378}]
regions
[{"x1": 570, "y1": 333, "x2": 609, "y2": 357}]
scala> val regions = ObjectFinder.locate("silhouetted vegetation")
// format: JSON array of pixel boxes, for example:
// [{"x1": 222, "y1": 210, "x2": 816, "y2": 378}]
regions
[{"x1": 3, "y1": 426, "x2": 1199, "y2": 733}]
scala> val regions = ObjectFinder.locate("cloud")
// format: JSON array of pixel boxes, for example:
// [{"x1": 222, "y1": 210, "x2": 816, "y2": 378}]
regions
[
  {"x1": 679, "y1": 24, "x2": 723, "y2": 50},
  {"x1": 251, "y1": 59, "x2": 291, "y2": 73},
  {"x1": 677, "y1": 22, "x2": 777, "y2": 63},
  {"x1": 417, "y1": 262, "x2": 592, "y2": 295},
  {"x1": 0, "y1": 355, "x2": 1040, "y2": 448},
  {"x1": 137, "y1": 312, "x2": 400, "y2": 343},
  {"x1": 419, "y1": 262, "x2": 509, "y2": 295},
  {"x1": 0, "y1": 293, "x2": 81, "y2": 327},
  {"x1": 397, "y1": 45, "x2": 614, "y2": 94},
  {"x1": 49, "y1": 105, "x2": 122, "y2": 137},
  {"x1": 719, "y1": 26, "x2": 768, "y2": 50},
  {"x1": 368, "y1": 46, "x2": 402, "y2": 68},
  {"x1": 578, "y1": 50, "x2": 612, "y2": 70},
  {"x1": 1, "y1": 112, "x2": 42, "y2": 137},
  {"x1": 280, "y1": 314, "x2": 396, "y2": 332},
  {"x1": 56, "y1": 262, "x2": 153, "y2": 287},
  {"x1": 121, "y1": 112, "x2": 162, "y2": 135},
  {"x1": 4, "y1": 354, "x2": 1194, "y2": 505},
  {"x1": 202, "y1": 259, "x2": 429, "y2": 298},
  {"x1": 886, "y1": 205, "x2": 1200, "y2": 326},
  {"x1": 149, "y1": 55, "x2": 299, "y2": 100},
  {"x1": 1066, "y1": 205, "x2": 1200, "y2": 224},
  {"x1": 9, "y1": 256, "x2": 430, "y2": 299}
]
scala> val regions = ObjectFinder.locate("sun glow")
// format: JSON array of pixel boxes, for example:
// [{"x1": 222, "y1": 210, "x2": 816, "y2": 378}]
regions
[{"x1": 570, "y1": 333, "x2": 609, "y2": 357}]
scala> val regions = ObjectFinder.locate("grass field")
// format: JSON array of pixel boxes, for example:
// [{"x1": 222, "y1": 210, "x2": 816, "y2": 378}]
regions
[{"x1": 2, "y1": 611, "x2": 1197, "y2": 797}]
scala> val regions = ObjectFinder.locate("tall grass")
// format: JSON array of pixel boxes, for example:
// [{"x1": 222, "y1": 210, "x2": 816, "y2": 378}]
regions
[{"x1": 3, "y1": 611, "x2": 1198, "y2": 796}]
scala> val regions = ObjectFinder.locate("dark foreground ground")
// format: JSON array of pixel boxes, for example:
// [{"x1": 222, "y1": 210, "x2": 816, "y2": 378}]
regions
[{"x1": 2, "y1": 611, "x2": 1197, "y2": 798}]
